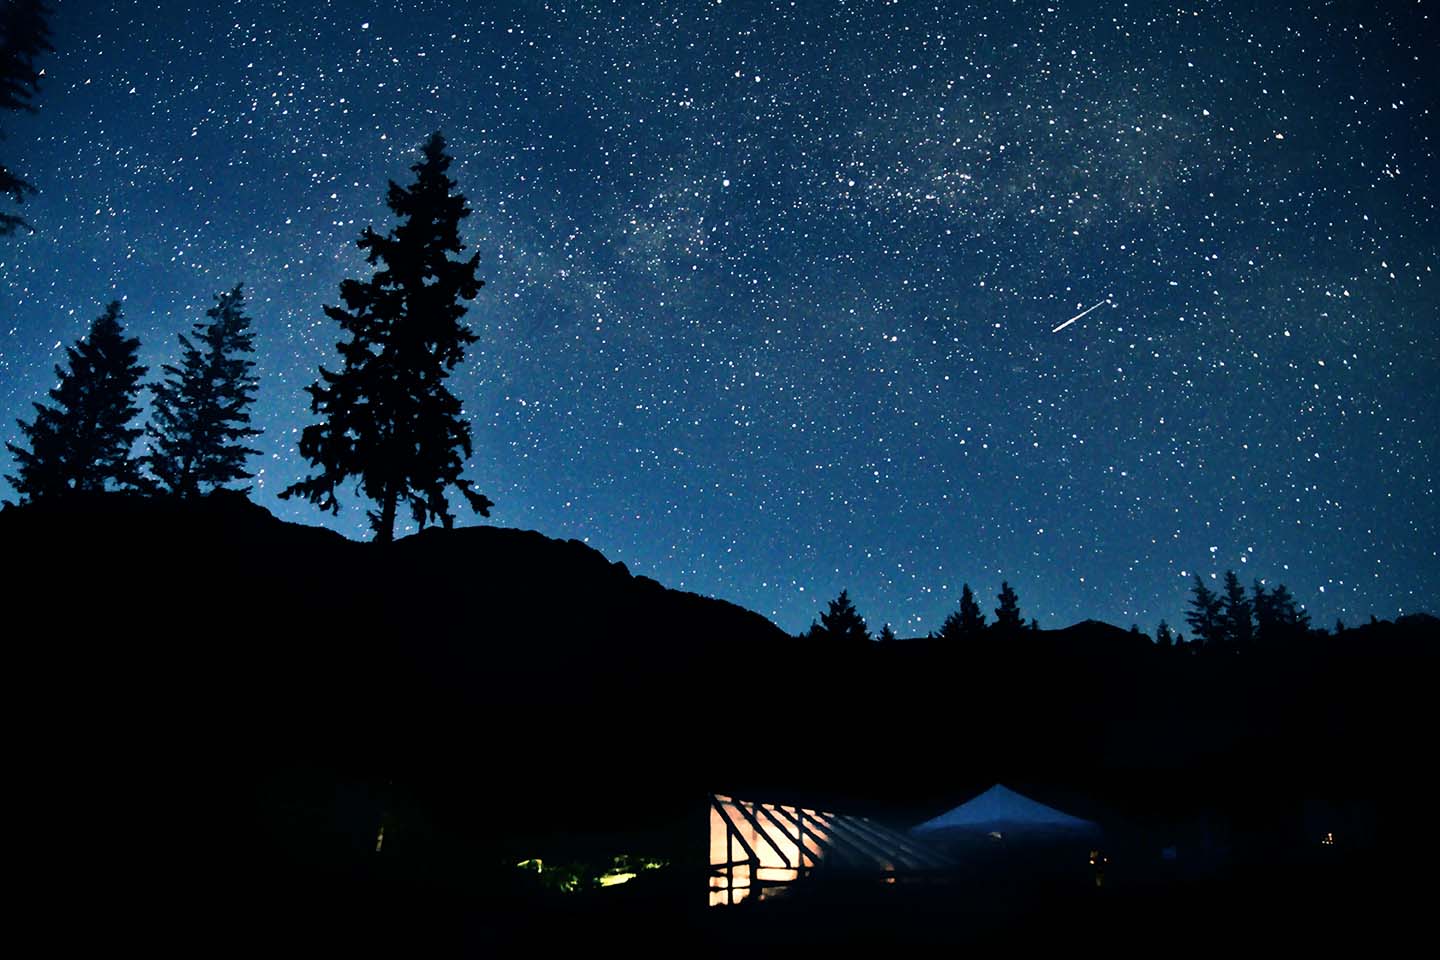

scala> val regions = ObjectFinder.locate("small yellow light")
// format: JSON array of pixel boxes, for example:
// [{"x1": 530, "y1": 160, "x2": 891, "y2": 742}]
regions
[{"x1": 599, "y1": 872, "x2": 637, "y2": 887}]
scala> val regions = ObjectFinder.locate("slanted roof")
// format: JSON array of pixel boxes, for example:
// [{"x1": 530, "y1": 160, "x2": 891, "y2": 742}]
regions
[
  {"x1": 911, "y1": 785, "x2": 1099, "y2": 835},
  {"x1": 710, "y1": 794, "x2": 951, "y2": 906}
]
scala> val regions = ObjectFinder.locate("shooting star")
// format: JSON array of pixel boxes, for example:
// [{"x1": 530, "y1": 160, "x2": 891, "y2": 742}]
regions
[{"x1": 1052, "y1": 298, "x2": 1110, "y2": 333}]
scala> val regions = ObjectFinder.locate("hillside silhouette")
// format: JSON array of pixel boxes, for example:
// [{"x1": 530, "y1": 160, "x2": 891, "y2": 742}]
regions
[{"x1": 4, "y1": 493, "x2": 1436, "y2": 948}]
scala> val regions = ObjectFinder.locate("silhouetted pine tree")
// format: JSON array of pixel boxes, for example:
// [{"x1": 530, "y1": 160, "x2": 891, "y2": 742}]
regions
[
  {"x1": 5, "y1": 301, "x2": 146, "y2": 497},
  {"x1": 146, "y1": 284, "x2": 262, "y2": 497},
  {"x1": 959, "y1": 583, "x2": 986, "y2": 634},
  {"x1": 1255, "y1": 582, "x2": 1310, "y2": 641},
  {"x1": 994, "y1": 581, "x2": 1022, "y2": 635},
  {"x1": 878, "y1": 623, "x2": 897, "y2": 644},
  {"x1": 1156, "y1": 620, "x2": 1173, "y2": 647},
  {"x1": 1252, "y1": 582, "x2": 1270, "y2": 635},
  {"x1": 1184, "y1": 575, "x2": 1225, "y2": 647},
  {"x1": 0, "y1": 0, "x2": 53, "y2": 236},
  {"x1": 806, "y1": 589, "x2": 871, "y2": 644},
  {"x1": 281, "y1": 132, "x2": 494, "y2": 542},
  {"x1": 1221, "y1": 570, "x2": 1254, "y2": 647},
  {"x1": 938, "y1": 583, "x2": 987, "y2": 640}
]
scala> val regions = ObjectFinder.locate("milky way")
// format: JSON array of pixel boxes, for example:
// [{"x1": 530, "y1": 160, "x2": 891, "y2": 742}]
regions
[{"x1": 2, "y1": 0, "x2": 1436, "y2": 635}]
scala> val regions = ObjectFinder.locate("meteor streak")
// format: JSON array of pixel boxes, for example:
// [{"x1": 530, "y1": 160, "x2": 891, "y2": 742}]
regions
[{"x1": 1052, "y1": 298, "x2": 1110, "y2": 333}]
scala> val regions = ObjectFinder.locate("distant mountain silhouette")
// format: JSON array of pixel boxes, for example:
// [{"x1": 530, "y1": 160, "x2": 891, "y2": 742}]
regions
[{"x1": 3, "y1": 493, "x2": 1436, "y2": 948}]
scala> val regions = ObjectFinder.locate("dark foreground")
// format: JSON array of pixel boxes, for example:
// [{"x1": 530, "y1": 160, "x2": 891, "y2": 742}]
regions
[
  {"x1": 34, "y1": 841, "x2": 1426, "y2": 953},
  {"x1": 4, "y1": 493, "x2": 1435, "y2": 952}
]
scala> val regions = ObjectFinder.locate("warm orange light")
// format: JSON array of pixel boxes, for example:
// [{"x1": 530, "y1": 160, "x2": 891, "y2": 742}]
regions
[{"x1": 710, "y1": 797, "x2": 831, "y2": 906}]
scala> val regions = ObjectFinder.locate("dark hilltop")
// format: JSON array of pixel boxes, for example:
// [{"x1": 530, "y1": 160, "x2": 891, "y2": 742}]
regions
[{"x1": 4, "y1": 493, "x2": 1436, "y2": 950}]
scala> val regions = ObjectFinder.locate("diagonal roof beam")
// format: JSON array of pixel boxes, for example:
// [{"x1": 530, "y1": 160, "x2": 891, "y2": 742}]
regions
[
  {"x1": 710, "y1": 795, "x2": 760, "y2": 865},
  {"x1": 798, "y1": 813, "x2": 886, "y2": 867},
  {"x1": 755, "y1": 803, "x2": 818, "y2": 867},
  {"x1": 726, "y1": 799, "x2": 793, "y2": 868},
  {"x1": 841, "y1": 814, "x2": 953, "y2": 869},
  {"x1": 818, "y1": 814, "x2": 912, "y2": 868}
]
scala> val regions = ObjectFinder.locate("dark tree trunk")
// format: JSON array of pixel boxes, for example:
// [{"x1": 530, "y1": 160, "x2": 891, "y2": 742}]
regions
[{"x1": 377, "y1": 486, "x2": 397, "y2": 544}]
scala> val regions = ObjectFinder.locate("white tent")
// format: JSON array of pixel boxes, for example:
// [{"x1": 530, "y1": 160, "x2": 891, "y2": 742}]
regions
[{"x1": 911, "y1": 785, "x2": 1099, "y2": 838}]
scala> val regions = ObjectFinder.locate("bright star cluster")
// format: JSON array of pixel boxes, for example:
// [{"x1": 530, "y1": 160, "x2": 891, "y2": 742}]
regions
[{"x1": 1, "y1": 0, "x2": 1436, "y2": 635}]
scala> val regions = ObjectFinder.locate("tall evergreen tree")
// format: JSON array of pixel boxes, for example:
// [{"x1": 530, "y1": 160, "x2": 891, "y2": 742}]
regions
[
  {"x1": 1156, "y1": 620, "x2": 1174, "y2": 647},
  {"x1": 938, "y1": 583, "x2": 987, "y2": 641},
  {"x1": 281, "y1": 132, "x2": 494, "y2": 541},
  {"x1": 146, "y1": 284, "x2": 262, "y2": 497},
  {"x1": 959, "y1": 583, "x2": 986, "y2": 634},
  {"x1": 1255, "y1": 582, "x2": 1310, "y2": 641},
  {"x1": 805, "y1": 589, "x2": 871, "y2": 644},
  {"x1": 993, "y1": 581, "x2": 1022, "y2": 635},
  {"x1": 6, "y1": 301, "x2": 146, "y2": 497},
  {"x1": 878, "y1": 623, "x2": 897, "y2": 644},
  {"x1": 1252, "y1": 581, "x2": 1271, "y2": 636},
  {"x1": 1184, "y1": 575, "x2": 1225, "y2": 647},
  {"x1": 1221, "y1": 570, "x2": 1254, "y2": 647},
  {"x1": 0, "y1": 0, "x2": 53, "y2": 236}
]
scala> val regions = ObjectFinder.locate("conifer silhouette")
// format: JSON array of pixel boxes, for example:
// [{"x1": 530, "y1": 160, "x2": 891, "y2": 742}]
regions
[
  {"x1": 938, "y1": 583, "x2": 986, "y2": 640},
  {"x1": 282, "y1": 132, "x2": 494, "y2": 541},
  {"x1": 1220, "y1": 570, "x2": 1254, "y2": 647},
  {"x1": 0, "y1": 0, "x2": 53, "y2": 236},
  {"x1": 1185, "y1": 575, "x2": 1225, "y2": 647},
  {"x1": 1156, "y1": 620, "x2": 1173, "y2": 646},
  {"x1": 6, "y1": 301, "x2": 146, "y2": 497},
  {"x1": 805, "y1": 589, "x2": 871, "y2": 644},
  {"x1": 878, "y1": 623, "x2": 897, "y2": 644},
  {"x1": 993, "y1": 581, "x2": 1022, "y2": 635},
  {"x1": 146, "y1": 284, "x2": 262, "y2": 497},
  {"x1": 1254, "y1": 581, "x2": 1310, "y2": 641}
]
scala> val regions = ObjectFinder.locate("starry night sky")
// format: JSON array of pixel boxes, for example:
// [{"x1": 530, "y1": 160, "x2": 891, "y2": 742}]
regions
[{"x1": 2, "y1": 0, "x2": 1437, "y2": 635}]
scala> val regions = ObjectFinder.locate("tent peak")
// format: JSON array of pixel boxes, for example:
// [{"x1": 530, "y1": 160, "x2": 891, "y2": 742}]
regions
[{"x1": 911, "y1": 784, "x2": 1098, "y2": 835}]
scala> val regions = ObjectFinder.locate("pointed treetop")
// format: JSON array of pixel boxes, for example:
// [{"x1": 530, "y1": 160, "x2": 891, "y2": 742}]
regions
[
  {"x1": 994, "y1": 581, "x2": 1022, "y2": 633},
  {"x1": 145, "y1": 283, "x2": 262, "y2": 497},
  {"x1": 1156, "y1": 620, "x2": 1174, "y2": 646},
  {"x1": 5, "y1": 300, "x2": 147, "y2": 497},
  {"x1": 808, "y1": 589, "x2": 871, "y2": 644},
  {"x1": 281, "y1": 132, "x2": 494, "y2": 541},
  {"x1": 1185, "y1": 574, "x2": 1225, "y2": 647}
]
